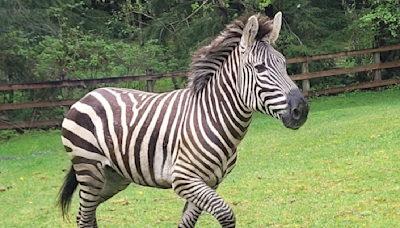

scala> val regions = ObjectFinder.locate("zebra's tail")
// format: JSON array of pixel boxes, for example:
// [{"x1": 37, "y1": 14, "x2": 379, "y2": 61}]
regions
[{"x1": 57, "y1": 165, "x2": 78, "y2": 219}]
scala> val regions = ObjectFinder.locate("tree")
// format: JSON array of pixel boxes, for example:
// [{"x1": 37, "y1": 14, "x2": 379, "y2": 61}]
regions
[{"x1": 343, "y1": 0, "x2": 400, "y2": 79}]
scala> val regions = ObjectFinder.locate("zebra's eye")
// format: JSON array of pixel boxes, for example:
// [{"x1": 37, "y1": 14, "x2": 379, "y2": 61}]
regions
[{"x1": 254, "y1": 64, "x2": 266, "y2": 73}]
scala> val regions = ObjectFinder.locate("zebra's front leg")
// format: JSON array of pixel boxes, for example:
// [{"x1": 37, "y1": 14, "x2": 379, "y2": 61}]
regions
[
  {"x1": 178, "y1": 202, "x2": 202, "y2": 228},
  {"x1": 179, "y1": 184, "x2": 220, "y2": 228},
  {"x1": 173, "y1": 176, "x2": 234, "y2": 227}
]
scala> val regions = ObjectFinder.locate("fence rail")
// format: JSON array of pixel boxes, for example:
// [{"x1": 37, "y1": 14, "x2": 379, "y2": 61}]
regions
[
  {"x1": 291, "y1": 61, "x2": 400, "y2": 81},
  {"x1": 0, "y1": 71, "x2": 187, "y2": 91},
  {"x1": 286, "y1": 44, "x2": 400, "y2": 63},
  {"x1": 0, "y1": 99, "x2": 78, "y2": 111},
  {"x1": 1, "y1": 44, "x2": 400, "y2": 130},
  {"x1": 0, "y1": 119, "x2": 63, "y2": 130}
]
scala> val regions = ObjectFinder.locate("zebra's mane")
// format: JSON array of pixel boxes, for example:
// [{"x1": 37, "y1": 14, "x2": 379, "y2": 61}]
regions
[{"x1": 187, "y1": 14, "x2": 274, "y2": 94}]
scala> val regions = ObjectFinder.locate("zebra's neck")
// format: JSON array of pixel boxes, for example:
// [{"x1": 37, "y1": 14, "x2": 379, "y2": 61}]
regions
[{"x1": 193, "y1": 47, "x2": 253, "y2": 149}]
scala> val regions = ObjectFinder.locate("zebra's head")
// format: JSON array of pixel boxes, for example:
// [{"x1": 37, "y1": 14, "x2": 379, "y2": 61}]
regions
[{"x1": 238, "y1": 12, "x2": 309, "y2": 129}]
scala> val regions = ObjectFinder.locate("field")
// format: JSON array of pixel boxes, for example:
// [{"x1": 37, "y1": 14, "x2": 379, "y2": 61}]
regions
[{"x1": 1, "y1": 88, "x2": 400, "y2": 227}]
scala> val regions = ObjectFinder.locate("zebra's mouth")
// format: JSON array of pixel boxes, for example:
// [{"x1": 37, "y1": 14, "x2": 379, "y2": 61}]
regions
[{"x1": 282, "y1": 117, "x2": 306, "y2": 130}]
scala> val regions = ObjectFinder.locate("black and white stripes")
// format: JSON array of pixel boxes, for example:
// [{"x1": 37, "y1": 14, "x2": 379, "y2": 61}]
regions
[{"x1": 58, "y1": 12, "x2": 308, "y2": 228}]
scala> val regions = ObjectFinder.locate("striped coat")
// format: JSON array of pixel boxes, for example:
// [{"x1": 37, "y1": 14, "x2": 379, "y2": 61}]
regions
[{"x1": 59, "y1": 12, "x2": 309, "y2": 228}]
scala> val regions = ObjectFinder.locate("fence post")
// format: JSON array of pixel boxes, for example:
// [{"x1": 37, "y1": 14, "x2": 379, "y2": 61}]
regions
[
  {"x1": 373, "y1": 41, "x2": 381, "y2": 81},
  {"x1": 301, "y1": 61, "x2": 310, "y2": 92},
  {"x1": 146, "y1": 69, "x2": 155, "y2": 92},
  {"x1": 61, "y1": 73, "x2": 69, "y2": 116},
  {"x1": 62, "y1": 88, "x2": 69, "y2": 116}
]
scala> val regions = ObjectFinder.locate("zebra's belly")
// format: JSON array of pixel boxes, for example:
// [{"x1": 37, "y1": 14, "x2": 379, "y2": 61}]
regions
[
  {"x1": 97, "y1": 126, "x2": 177, "y2": 189},
  {"x1": 113, "y1": 145, "x2": 174, "y2": 189},
  {"x1": 129, "y1": 157, "x2": 173, "y2": 189}
]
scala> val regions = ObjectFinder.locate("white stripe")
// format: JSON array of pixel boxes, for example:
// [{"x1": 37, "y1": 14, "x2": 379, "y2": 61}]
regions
[{"x1": 61, "y1": 118, "x2": 101, "y2": 152}]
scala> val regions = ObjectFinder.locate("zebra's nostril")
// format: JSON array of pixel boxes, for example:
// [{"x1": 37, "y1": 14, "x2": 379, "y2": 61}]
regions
[{"x1": 292, "y1": 108, "x2": 301, "y2": 120}]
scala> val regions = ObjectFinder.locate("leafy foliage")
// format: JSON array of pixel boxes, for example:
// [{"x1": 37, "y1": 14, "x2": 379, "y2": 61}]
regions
[
  {"x1": 358, "y1": 0, "x2": 400, "y2": 42},
  {"x1": 0, "y1": 0, "x2": 399, "y2": 123}
]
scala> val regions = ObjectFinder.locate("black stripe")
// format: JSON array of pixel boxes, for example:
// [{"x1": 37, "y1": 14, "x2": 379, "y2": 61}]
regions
[{"x1": 62, "y1": 129, "x2": 103, "y2": 155}]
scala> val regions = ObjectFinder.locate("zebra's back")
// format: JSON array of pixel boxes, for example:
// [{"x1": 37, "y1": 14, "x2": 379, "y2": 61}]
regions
[{"x1": 61, "y1": 87, "x2": 191, "y2": 189}]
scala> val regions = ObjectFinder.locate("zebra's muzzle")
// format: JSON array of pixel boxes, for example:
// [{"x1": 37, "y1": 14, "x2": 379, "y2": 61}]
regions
[{"x1": 282, "y1": 89, "x2": 309, "y2": 130}]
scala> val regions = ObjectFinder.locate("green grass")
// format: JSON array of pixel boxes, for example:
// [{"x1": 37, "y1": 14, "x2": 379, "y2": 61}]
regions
[{"x1": 1, "y1": 89, "x2": 400, "y2": 227}]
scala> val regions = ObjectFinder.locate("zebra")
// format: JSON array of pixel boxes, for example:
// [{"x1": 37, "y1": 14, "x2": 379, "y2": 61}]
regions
[{"x1": 58, "y1": 12, "x2": 309, "y2": 228}]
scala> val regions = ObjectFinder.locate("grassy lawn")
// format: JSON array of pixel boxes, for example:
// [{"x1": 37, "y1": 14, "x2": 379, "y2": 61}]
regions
[{"x1": 1, "y1": 88, "x2": 400, "y2": 227}]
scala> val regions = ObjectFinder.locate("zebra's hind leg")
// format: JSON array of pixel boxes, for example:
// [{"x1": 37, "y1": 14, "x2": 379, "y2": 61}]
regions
[
  {"x1": 99, "y1": 165, "x2": 131, "y2": 203},
  {"x1": 74, "y1": 162, "x2": 104, "y2": 228},
  {"x1": 75, "y1": 162, "x2": 130, "y2": 227},
  {"x1": 173, "y1": 177, "x2": 235, "y2": 227}
]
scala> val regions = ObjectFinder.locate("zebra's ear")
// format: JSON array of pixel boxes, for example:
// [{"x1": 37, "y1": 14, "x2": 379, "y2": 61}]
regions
[
  {"x1": 268, "y1": 12, "x2": 282, "y2": 44},
  {"x1": 240, "y1": 15, "x2": 259, "y2": 52}
]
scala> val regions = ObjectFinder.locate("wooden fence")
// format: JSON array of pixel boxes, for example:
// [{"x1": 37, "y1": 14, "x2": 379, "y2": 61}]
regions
[
  {"x1": 1, "y1": 44, "x2": 400, "y2": 130},
  {"x1": 287, "y1": 44, "x2": 400, "y2": 96}
]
